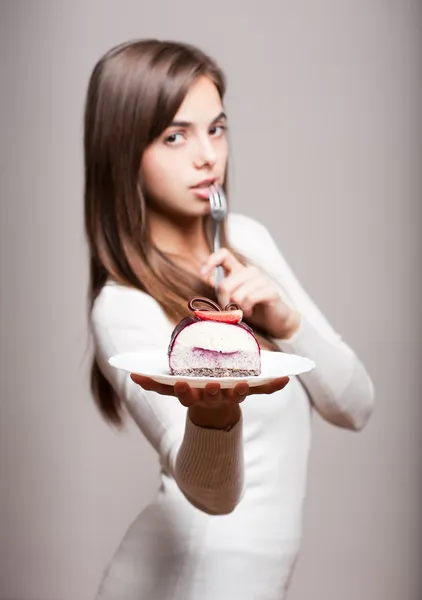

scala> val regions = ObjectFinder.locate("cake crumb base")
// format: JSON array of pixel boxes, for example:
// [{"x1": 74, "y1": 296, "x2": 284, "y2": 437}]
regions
[{"x1": 170, "y1": 367, "x2": 260, "y2": 377}]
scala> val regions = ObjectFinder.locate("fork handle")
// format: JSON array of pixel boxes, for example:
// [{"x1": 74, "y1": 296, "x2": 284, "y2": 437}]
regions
[
  {"x1": 213, "y1": 221, "x2": 224, "y2": 293},
  {"x1": 213, "y1": 220, "x2": 221, "y2": 252},
  {"x1": 215, "y1": 265, "x2": 224, "y2": 293}
]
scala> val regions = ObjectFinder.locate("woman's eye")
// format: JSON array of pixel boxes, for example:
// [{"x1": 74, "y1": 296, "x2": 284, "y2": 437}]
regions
[
  {"x1": 209, "y1": 125, "x2": 227, "y2": 137},
  {"x1": 164, "y1": 132, "x2": 184, "y2": 145}
]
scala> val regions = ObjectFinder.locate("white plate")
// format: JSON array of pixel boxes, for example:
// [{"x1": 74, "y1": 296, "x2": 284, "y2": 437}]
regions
[{"x1": 108, "y1": 349, "x2": 315, "y2": 389}]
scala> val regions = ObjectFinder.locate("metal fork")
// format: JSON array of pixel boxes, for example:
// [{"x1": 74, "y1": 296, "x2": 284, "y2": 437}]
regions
[{"x1": 209, "y1": 183, "x2": 228, "y2": 294}]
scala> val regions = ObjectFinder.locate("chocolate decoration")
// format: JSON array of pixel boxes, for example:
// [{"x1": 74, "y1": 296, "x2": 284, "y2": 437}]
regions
[
  {"x1": 187, "y1": 297, "x2": 242, "y2": 313},
  {"x1": 224, "y1": 302, "x2": 241, "y2": 311},
  {"x1": 188, "y1": 297, "x2": 222, "y2": 312}
]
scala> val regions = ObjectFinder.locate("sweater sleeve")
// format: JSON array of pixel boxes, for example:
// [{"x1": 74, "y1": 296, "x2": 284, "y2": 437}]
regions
[
  {"x1": 91, "y1": 284, "x2": 244, "y2": 515},
  {"x1": 230, "y1": 214, "x2": 375, "y2": 431}
]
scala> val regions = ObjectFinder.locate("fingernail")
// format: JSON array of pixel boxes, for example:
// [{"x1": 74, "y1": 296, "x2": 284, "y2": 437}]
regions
[
  {"x1": 177, "y1": 383, "x2": 188, "y2": 393},
  {"x1": 200, "y1": 265, "x2": 207, "y2": 274},
  {"x1": 237, "y1": 386, "x2": 248, "y2": 395},
  {"x1": 208, "y1": 388, "x2": 219, "y2": 395}
]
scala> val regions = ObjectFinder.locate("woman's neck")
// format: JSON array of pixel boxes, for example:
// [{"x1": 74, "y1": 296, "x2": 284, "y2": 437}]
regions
[{"x1": 148, "y1": 210, "x2": 211, "y2": 271}]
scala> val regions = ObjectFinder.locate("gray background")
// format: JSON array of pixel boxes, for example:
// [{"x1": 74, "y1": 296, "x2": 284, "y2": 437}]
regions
[{"x1": 1, "y1": 1, "x2": 421, "y2": 599}]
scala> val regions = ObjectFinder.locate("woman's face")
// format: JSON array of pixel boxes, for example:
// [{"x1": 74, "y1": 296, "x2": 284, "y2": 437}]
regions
[{"x1": 141, "y1": 76, "x2": 228, "y2": 220}]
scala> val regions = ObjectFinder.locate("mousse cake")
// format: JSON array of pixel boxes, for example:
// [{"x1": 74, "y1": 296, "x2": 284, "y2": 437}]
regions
[{"x1": 168, "y1": 297, "x2": 261, "y2": 377}]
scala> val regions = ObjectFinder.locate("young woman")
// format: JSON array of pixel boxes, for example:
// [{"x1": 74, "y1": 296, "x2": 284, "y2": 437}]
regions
[{"x1": 84, "y1": 39, "x2": 374, "y2": 600}]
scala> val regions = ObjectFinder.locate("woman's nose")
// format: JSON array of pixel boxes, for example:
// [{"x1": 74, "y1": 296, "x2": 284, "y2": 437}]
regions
[{"x1": 193, "y1": 137, "x2": 217, "y2": 168}]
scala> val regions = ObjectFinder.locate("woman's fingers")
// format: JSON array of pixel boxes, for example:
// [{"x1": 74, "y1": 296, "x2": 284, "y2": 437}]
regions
[
  {"x1": 200, "y1": 251, "x2": 278, "y2": 318},
  {"x1": 219, "y1": 268, "x2": 257, "y2": 295},
  {"x1": 175, "y1": 382, "x2": 225, "y2": 408},
  {"x1": 131, "y1": 375, "x2": 226, "y2": 407},
  {"x1": 201, "y1": 248, "x2": 241, "y2": 279},
  {"x1": 235, "y1": 282, "x2": 279, "y2": 317},
  {"x1": 203, "y1": 382, "x2": 223, "y2": 406},
  {"x1": 247, "y1": 377, "x2": 290, "y2": 396},
  {"x1": 130, "y1": 374, "x2": 176, "y2": 396},
  {"x1": 131, "y1": 374, "x2": 290, "y2": 405},
  {"x1": 174, "y1": 381, "x2": 198, "y2": 407},
  {"x1": 227, "y1": 279, "x2": 266, "y2": 316},
  {"x1": 217, "y1": 269, "x2": 259, "y2": 308},
  {"x1": 227, "y1": 383, "x2": 249, "y2": 403}
]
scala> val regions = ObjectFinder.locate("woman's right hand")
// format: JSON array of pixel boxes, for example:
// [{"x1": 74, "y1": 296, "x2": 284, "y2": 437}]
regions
[{"x1": 130, "y1": 375, "x2": 290, "y2": 429}]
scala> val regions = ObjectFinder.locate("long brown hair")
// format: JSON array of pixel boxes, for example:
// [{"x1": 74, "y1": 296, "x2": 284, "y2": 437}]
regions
[{"x1": 84, "y1": 39, "x2": 275, "y2": 426}]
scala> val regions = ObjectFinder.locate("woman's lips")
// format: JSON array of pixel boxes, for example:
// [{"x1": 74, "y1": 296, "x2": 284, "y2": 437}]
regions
[
  {"x1": 190, "y1": 186, "x2": 213, "y2": 199},
  {"x1": 190, "y1": 179, "x2": 218, "y2": 199}
]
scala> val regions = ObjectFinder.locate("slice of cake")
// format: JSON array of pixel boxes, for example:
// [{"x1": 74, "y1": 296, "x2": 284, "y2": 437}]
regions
[{"x1": 168, "y1": 297, "x2": 261, "y2": 377}]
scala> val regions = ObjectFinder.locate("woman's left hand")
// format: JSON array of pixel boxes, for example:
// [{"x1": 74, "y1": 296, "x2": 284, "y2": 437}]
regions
[{"x1": 200, "y1": 248, "x2": 301, "y2": 340}]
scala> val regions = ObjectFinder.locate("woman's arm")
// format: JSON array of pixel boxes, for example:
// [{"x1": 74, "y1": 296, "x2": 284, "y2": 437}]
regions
[
  {"x1": 91, "y1": 284, "x2": 245, "y2": 515},
  {"x1": 275, "y1": 316, "x2": 374, "y2": 431},
  {"x1": 229, "y1": 214, "x2": 375, "y2": 431}
]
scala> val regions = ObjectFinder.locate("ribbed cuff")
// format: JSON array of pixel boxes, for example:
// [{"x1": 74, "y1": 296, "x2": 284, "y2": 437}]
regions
[{"x1": 176, "y1": 413, "x2": 244, "y2": 491}]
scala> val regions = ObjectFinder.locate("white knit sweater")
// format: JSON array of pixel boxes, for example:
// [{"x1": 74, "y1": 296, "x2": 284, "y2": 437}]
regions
[{"x1": 91, "y1": 213, "x2": 374, "y2": 600}]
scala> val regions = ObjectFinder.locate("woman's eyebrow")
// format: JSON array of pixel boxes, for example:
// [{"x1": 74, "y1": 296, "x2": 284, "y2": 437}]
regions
[{"x1": 168, "y1": 111, "x2": 227, "y2": 128}]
